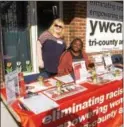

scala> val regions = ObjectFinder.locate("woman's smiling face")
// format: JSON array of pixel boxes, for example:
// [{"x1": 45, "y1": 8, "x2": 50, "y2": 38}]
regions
[{"x1": 71, "y1": 40, "x2": 82, "y2": 52}]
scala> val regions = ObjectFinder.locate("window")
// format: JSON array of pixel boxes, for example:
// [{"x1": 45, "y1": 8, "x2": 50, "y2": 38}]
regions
[
  {"x1": 1, "y1": 1, "x2": 63, "y2": 75},
  {"x1": 1, "y1": 2, "x2": 32, "y2": 73}
]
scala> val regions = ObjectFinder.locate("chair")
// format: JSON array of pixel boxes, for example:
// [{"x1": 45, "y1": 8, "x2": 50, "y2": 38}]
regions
[
  {"x1": 111, "y1": 54, "x2": 123, "y2": 69},
  {"x1": 111, "y1": 54, "x2": 123, "y2": 64}
]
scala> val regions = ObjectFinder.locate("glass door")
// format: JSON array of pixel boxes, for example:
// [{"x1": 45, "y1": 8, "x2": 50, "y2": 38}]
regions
[{"x1": 37, "y1": 1, "x2": 59, "y2": 36}]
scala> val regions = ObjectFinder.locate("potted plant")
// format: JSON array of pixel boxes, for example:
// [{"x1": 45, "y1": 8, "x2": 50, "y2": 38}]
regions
[
  {"x1": 6, "y1": 62, "x2": 12, "y2": 73},
  {"x1": 56, "y1": 81, "x2": 62, "y2": 94},
  {"x1": 26, "y1": 60, "x2": 32, "y2": 72}
]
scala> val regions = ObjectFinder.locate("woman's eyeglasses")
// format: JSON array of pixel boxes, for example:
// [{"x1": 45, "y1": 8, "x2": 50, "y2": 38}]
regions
[{"x1": 54, "y1": 24, "x2": 63, "y2": 29}]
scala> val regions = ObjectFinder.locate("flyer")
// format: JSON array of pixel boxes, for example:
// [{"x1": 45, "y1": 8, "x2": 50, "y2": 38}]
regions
[{"x1": 72, "y1": 60, "x2": 88, "y2": 84}]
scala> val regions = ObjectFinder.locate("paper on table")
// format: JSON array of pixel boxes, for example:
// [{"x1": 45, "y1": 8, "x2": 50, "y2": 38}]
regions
[
  {"x1": 47, "y1": 78, "x2": 57, "y2": 86},
  {"x1": 55, "y1": 74, "x2": 74, "y2": 83},
  {"x1": 19, "y1": 93, "x2": 59, "y2": 114},
  {"x1": 26, "y1": 82, "x2": 47, "y2": 92}
]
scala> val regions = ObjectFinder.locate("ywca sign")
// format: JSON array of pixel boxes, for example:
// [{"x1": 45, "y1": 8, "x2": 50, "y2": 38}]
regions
[{"x1": 86, "y1": 1, "x2": 123, "y2": 53}]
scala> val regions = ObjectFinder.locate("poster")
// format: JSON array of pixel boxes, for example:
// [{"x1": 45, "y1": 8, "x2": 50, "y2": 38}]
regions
[{"x1": 86, "y1": 1, "x2": 123, "y2": 52}]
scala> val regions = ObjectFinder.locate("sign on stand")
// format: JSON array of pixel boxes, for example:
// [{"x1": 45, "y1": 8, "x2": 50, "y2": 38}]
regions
[
  {"x1": 92, "y1": 54, "x2": 106, "y2": 74},
  {"x1": 5, "y1": 70, "x2": 19, "y2": 104},
  {"x1": 103, "y1": 52, "x2": 113, "y2": 67},
  {"x1": 72, "y1": 60, "x2": 88, "y2": 84}
]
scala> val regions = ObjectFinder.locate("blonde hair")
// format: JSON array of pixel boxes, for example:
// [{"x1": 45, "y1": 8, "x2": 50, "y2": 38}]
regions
[{"x1": 48, "y1": 18, "x2": 65, "y2": 38}]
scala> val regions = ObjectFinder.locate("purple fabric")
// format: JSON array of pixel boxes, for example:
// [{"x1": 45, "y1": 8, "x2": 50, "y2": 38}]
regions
[{"x1": 42, "y1": 39, "x2": 65, "y2": 73}]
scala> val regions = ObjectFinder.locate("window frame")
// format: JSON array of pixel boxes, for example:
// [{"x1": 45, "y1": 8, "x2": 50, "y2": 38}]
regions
[{"x1": 24, "y1": 1, "x2": 63, "y2": 76}]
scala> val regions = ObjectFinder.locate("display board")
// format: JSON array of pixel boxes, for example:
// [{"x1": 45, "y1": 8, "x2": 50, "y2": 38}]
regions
[{"x1": 86, "y1": 1, "x2": 123, "y2": 53}]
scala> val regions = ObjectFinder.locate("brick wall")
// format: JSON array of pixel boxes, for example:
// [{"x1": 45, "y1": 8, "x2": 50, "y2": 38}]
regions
[
  {"x1": 63, "y1": 1, "x2": 122, "y2": 62},
  {"x1": 63, "y1": 1, "x2": 87, "y2": 49}
]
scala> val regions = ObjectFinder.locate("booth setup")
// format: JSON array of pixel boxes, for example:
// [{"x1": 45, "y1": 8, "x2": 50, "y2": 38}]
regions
[
  {"x1": 0, "y1": 1, "x2": 123, "y2": 127},
  {"x1": 0, "y1": 52, "x2": 123, "y2": 127}
]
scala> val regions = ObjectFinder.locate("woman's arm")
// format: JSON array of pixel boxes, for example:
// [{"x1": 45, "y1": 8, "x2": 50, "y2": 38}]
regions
[
  {"x1": 58, "y1": 51, "x2": 72, "y2": 75},
  {"x1": 36, "y1": 40, "x2": 44, "y2": 68}
]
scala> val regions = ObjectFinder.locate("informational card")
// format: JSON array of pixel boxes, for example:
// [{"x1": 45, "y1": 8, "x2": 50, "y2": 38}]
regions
[
  {"x1": 103, "y1": 53, "x2": 113, "y2": 67},
  {"x1": 55, "y1": 74, "x2": 74, "y2": 83},
  {"x1": 5, "y1": 70, "x2": 19, "y2": 104},
  {"x1": 92, "y1": 54, "x2": 106, "y2": 74},
  {"x1": 92, "y1": 54, "x2": 103, "y2": 63},
  {"x1": 95, "y1": 63, "x2": 106, "y2": 74},
  {"x1": 72, "y1": 60, "x2": 88, "y2": 84}
]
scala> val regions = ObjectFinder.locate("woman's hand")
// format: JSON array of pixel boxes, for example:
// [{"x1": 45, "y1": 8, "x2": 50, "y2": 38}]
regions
[{"x1": 38, "y1": 60, "x2": 44, "y2": 69}]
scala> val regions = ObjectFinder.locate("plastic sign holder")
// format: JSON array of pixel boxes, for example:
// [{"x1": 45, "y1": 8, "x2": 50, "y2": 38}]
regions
[{"x1": 72, "y1": 60, "x2": 88, "y2": 84}]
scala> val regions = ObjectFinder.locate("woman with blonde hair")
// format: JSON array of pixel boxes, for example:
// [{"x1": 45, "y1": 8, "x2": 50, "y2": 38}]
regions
[{"x1": 37, "y1": 18, "x2": 66, "y2": 78}]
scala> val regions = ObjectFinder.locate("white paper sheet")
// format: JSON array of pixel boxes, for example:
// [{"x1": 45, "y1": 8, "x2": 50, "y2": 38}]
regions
[
  {"x1": 92, "y1": 54, "x2": 103, "y2": 63},
  {"x1": 26, "y1": 82, "x2": 47, "y2": 92},
  {"x1": 19, "y1": 93, "x2": 58, "y2": 114},
  {"x1": 55, "y1": 74, "x2": 74, "y2": 83},
  {"x1": 26, "y1": 80, "x2": 57, "y2": 92},
  {"x1": 95, "y1": 64, "x2": 106, "y2": 74}
]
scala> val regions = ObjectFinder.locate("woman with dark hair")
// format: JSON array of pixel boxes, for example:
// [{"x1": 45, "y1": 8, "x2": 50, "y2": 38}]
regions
[{"x1": 58, "y1": 38, "x2": 91, "y2": 75}]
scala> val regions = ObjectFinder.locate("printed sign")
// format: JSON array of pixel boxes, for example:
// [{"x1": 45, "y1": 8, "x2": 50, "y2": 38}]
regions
[
  {"x1": 72, "y1": 60, "x2": 88, "y2": 84},
  {"x1": 92, "y1": 54, "x2": 106, "y2": 74},
  {"x1": 103, "y1": 52, "x2": 113, "y2": 67},
  {"x1": 86, "y1": 1, "x2": 123, "y2": 52}
]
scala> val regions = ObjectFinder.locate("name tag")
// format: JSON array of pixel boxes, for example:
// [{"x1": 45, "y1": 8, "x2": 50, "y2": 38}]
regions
[{"x1": 57, "y1": 40, "x2": 63, "y2": 44}]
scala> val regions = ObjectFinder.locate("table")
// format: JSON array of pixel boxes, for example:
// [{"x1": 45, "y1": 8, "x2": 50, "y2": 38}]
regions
[{"x1": 0, "y1": 78, "x2": 123, "y2": 127}]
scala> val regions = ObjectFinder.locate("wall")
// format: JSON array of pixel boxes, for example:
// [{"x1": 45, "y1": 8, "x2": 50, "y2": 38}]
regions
[{"x1": 63, "y1": 1, "x2": 122, "y2": 62}]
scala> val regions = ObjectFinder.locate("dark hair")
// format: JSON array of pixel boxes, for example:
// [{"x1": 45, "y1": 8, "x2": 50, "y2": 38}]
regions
[{"x1": 68, "y1": 38, "x2": 83, "y2": 50}]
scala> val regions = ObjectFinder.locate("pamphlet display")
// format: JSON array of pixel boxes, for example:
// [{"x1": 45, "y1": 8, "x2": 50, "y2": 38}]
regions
[
  {"x1": 55, "y1": 74, "x2": 74, "y2": 83},
  {"x1": 5, "y1": 70, "x2": 19, "y2": 103},
  {"x1": 72, "y1": 60, "x2": 88, "y2": 84},
  {"x1": 92, "y1": 54, "x2": 106, "y2": 74},
  {"x1": 43, "y1": 83, "x2": 87, "y2": 100},
  {"x1": 92, "y1": 54, "x2": 103, "y2": 63},
  {"x1": 26, "y1": 78, "x2": 57, "y2": 93},
  {"x1": 103, "y1": 52, "x2": 113, "y2": 67}
]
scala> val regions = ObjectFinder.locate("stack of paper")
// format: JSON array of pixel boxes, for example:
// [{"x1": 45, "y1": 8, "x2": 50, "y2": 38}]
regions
[
  {"x1": 55, "y1": 74, "x2": 74, "y2": 83},
  {"x1": 19, "y1": 93, "x2": 59, "y2": 114}
]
